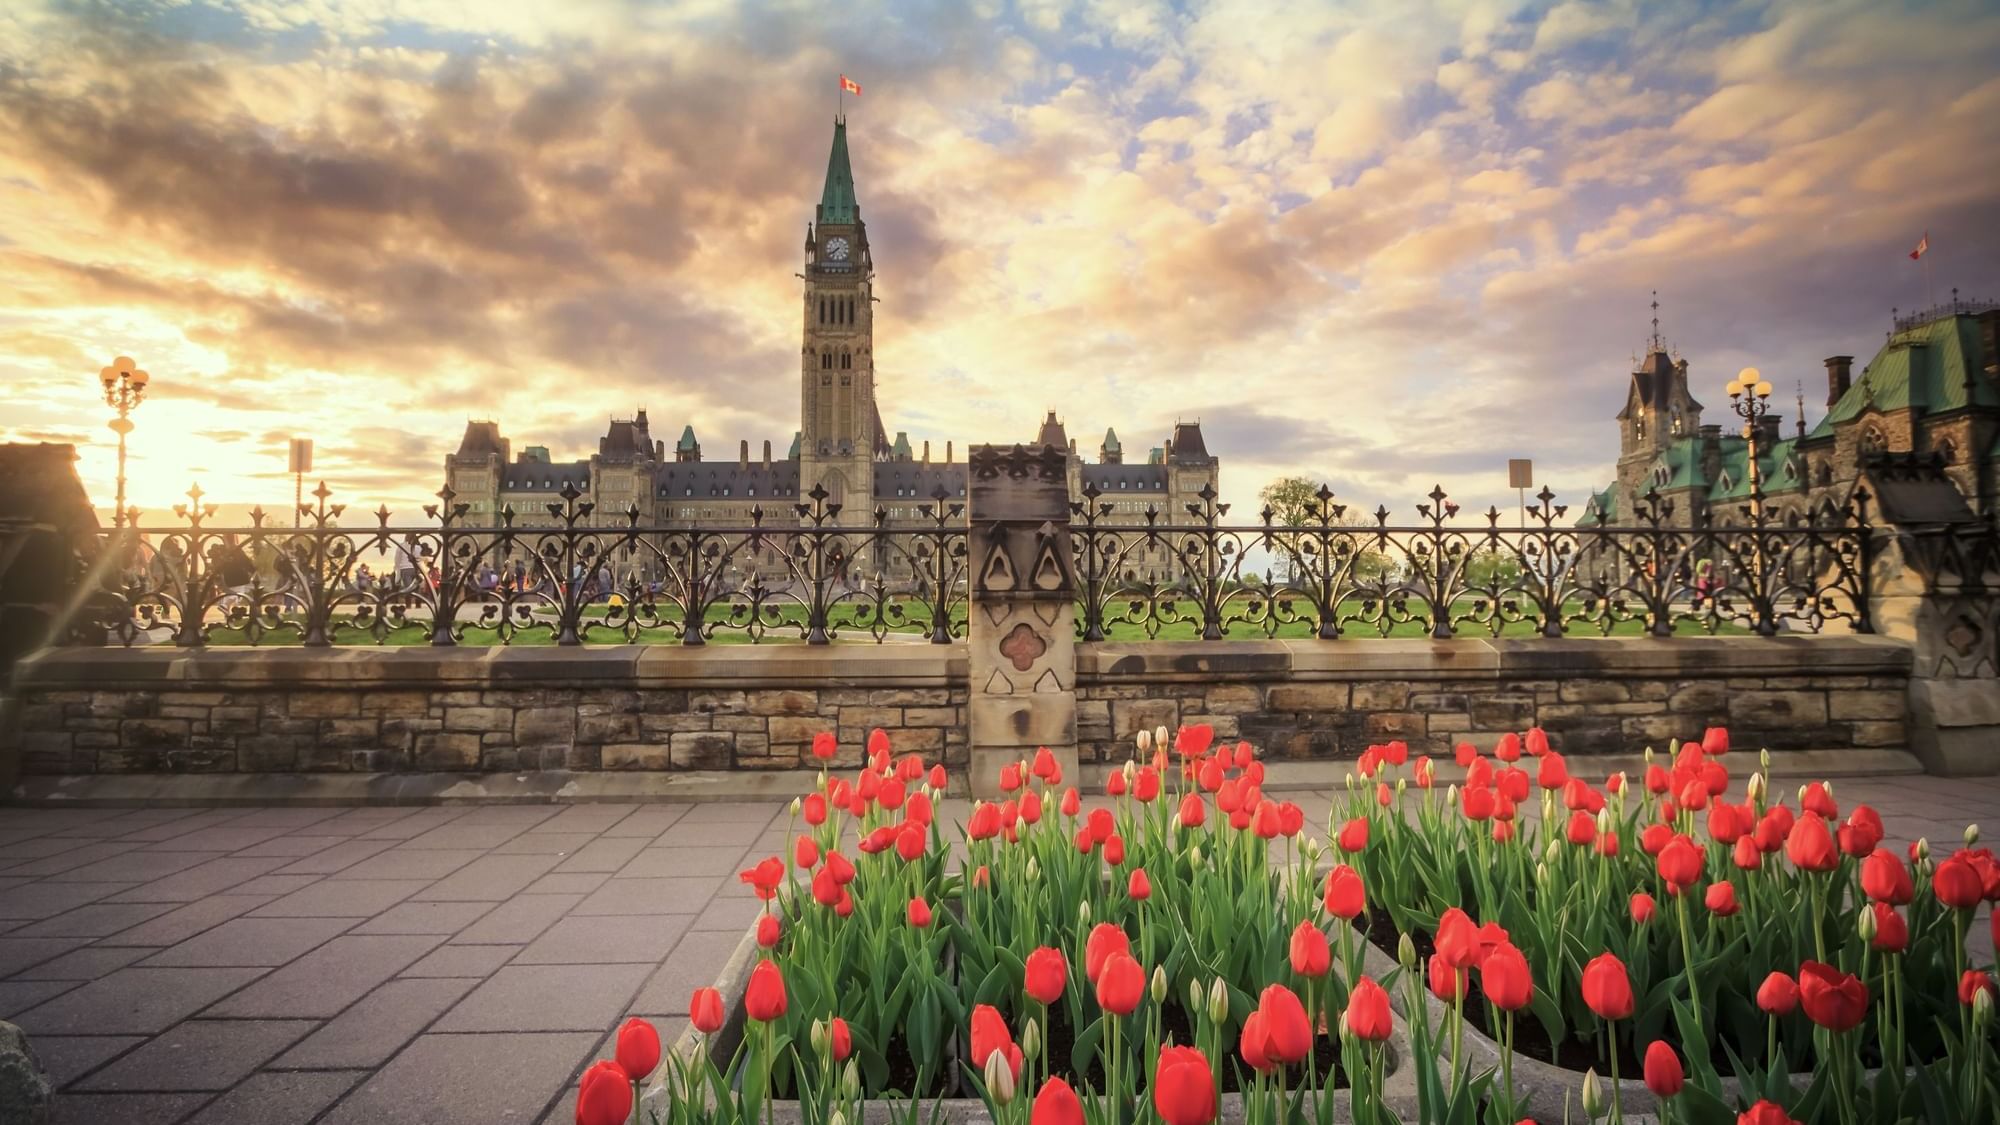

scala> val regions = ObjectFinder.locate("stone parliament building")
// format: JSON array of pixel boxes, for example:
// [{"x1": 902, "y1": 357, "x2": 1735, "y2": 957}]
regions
[{"x1": 442, "y1": 116, "x2": 1219, "y2": 579}]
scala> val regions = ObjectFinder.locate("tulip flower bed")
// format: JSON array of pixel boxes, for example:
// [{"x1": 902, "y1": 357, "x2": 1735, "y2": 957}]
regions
[{"x1": 573, "y1": 725, "x2": 2000, "y2": 1125}]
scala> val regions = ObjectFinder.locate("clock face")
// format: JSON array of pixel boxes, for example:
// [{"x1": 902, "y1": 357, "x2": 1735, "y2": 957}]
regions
[{"x1": 825, "y1": 237, "x2": 850, "y2": 262}]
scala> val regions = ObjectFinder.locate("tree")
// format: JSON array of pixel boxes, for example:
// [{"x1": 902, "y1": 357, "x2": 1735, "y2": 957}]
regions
[{"x1": 1259, "y1": 476, "x2": 1323, "y2": 529}]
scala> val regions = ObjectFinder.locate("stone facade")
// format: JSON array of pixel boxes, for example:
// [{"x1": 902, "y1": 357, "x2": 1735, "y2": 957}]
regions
[
  {"x1": 1074, "y1": 637, "x2": 1914, "y2": 765},
  {"x1": 9, "y1": 648, "x2": 967, "y2": 777}
]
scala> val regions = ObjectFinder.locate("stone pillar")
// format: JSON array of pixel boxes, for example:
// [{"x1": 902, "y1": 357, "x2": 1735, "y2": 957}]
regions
[
  {"x1": 965, "y1": 443, "x2": 1078, "y2": 797},
  {"x1": 1868, "y1": 535, "x2": 2000, "y2": 776}
]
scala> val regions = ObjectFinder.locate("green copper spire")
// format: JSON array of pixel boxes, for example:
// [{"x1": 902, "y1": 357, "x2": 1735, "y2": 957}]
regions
[{"x1": 818, "y1": 117, "x2": 858, "y2": 225}]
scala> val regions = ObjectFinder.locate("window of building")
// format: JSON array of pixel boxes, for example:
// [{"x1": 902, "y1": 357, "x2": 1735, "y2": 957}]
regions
[
  {"x1": 822, "y1": 352, "x2": 832, "y2": 369},
  {"x1": 840, "y1": 374, "x2": 851, "y2": 386},
  {"x1": 1939, "y1": 440, "x2": 1957, "y2": 465}
]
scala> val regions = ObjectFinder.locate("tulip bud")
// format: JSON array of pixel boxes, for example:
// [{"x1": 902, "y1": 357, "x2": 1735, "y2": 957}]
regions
[
  {"x1": 1642, "y1": 746, "x2": 1654, "y2": 766},
  {"x1": 1856, "y1": 903, "x2": 1878, "y2": 941},
  {"x1": 1154, "y1": 725, "x2": 1169, "y2": 749},
  {"x1": 1543, "y1": 839, "x2": 1562, "y2": 866},
  {"x1": 1137, "y1": 728, "x2": 1152, "y2": 752},
  {"x1": 1025, "y1": 857, "x2": 1040, "y2": 882},
  {"x1": 1123, "y1": 760, "x2": 1137, "y2": 785},
  {"x1": 1535, "y1": 861, "x2": 1550, "y2": 886},
  {"x1": 1824, "y1": 780, "x2": 1835, "y2": 801},
  {"x1": 1759, "y1": 747, "x2": 1771, "y2": 771},
  {"x1": 984, "y1": 1048, "x2": 1016, "y2": 1105},
  {"x1": 1021, "y1": 1018, "x2": 1040, "y2": 1060},
  {"x1": 1966, "y1": 824, "x2": 1981, "y2": 847},
  {"x1": 810, "y1": 1018, "x2": 827, "y2": 1052},
  {"x1": 1914, "y1": 837, "x2": 1931, "y2": 861},
  {"x1": 1188, "y1": 844, "x2": 1204, "y2": 868},
  {"x1": 789, "y1": 796, "x2": 802, "y2": 816},
  {"x1": 1596, "y1": 808, "x2": 1612, "y2": 835},
  {"x1": 1304, "y1": 839, "x2": 1322, "y2": 864},
  {"x1": 1078, "y1": 900, "x2": 1091, "y2": 924},
  {"x1": 1395, "y1": 777, "x2": 1407, "y2": 795},
  {"x1": 831, "y1": 1111, "x2": 847, "y2": 1125},
  {"x1": 1975, "y1": 986, "x2": 1995, "y2": 1025},
  {"x1": 1581, "y1": 1068, "x2": 1604, "y2": 1117},
  {"x1": 843, "y1": 1061, "x2": 860, "y2": 1098},
  {"x1": 1746, "y1": 772, "x2": 1766, "y2": 805},
  {"x1": 1189, "y1": 979, "x2": 1205, "y2": 1015},
  {"x1": 1398, "y1": 932, "x2": 1417, "y2": 969},
  {"x1": 1152, "y1": 966, "x2": 1169, "y2": 1004},
  {"x1": 1345, "y1": 772, "x2": 1356, "y2": 791},
  {"x1": 1446, "y1": 784, "x2": 1459, "y2": 808},
  {"x1": 1208, "y1": 978, "x2": 1230, "y2": 1025}
]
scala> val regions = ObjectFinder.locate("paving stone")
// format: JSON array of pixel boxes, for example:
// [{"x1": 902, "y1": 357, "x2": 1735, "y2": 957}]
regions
[
  {"x1": 327, "y1": 847, "x2": 485, "y2": 881},
  {"x1": 205, "y1": 934, "x2": 444, "y2": 1018},
  {"x1": 351, "y1": 901, "x2": 495, "y2": 936},
  {"x1": 534, "y1": 806, "x2": 637, "y2": 834},
  {"x1": 272, "y1": 838, "x2": 398, "y2": 875},
  {"x1": 50, "y1": 1091, "x2": 209, "y2": 1125},
  {"x1": 398, "y1": 823, "x2": 537, "y2": 850},
  {"x1": 400, "y1": 944, "x2": 519, "y2": 978},
  {"x1": 96, "y1": 895, "x2": 279, "y2": 948},
  {"x1": 0, "y1": 979, "x2": 82, "y2": 1018},
  {"x1": 2, "y1": 843, "x2": 143, "y2": 878},
  {"x1": 0, "y1": 937, "x2": 90, "y2": 976},
  {"x1": 115, "y1": 811, "x2": 252, "y2": 842},
  {"x1": 181, "y1": 1070, "x2": 363, "y2": 1125},
  {"x1": 140, "y1": 916, "x2": 354, "y2": 968},
  {"x1": 0, "y1": 882, "x2": 139, "y2": 920},
  {"x1": 515, "y1": 914, "x2": 689, "y2": 965},
  {"x1": 572, "y1": 876, "x2": 720, "y2": 916},
  {"x1": 448, "y1": 893, "x2": 581, "y2": 944},
  {"x1": 309, "y1": 808, "x2": 423, "y2": 836},
  {"x1": 412, "y1": 854, "x2": 563, "y2": 902},
  {"x1": 656, "y1": 820, "x2": 768, "y2": 847},
  {"x1": 12, "y1": 945, "x2": 152, "y2": 981},
  {"x1": 224, "y1": 809, "x2": 347, "y2": 830},
  {"x1": 11, "y1": 902, "x2": 180, "y2": 938},
  {"x1": 150, "y1": 827, "x2": 295, "y2": 853},
  {"x1": 550, "y1": 836, "x2": 649, "y2": 873},
  {"x1": 103, "y1": 857, "x2": 294, "y2": 903},
  {"x1": 272, "y1": 977, "x2": 478, "y2": 1068},
  {"x1": 248, "y1": 879, "x2": 430, "y2": 917},
  {"x1": 631, "y1": 929, "x2": 750, "y2": 1014},
  {"x1": 356, "y1": 810, "x2": 469, "y2": 841},
  {"x1": 0, "y1": 839, "x2": 89, "y2": 863},
  {"x1": 225, "y1": 875, "x2": 323, "y2": 896},
  {"x1": 225, "y1": 835, "x2": 347, "y2": 858},
  {"x1": 600, "y1": 805, "x2": 686, "y2": 837},
  {"x1": 615, "y1": 846, "x2": 746, "y2": 878},
  {"x1": 77, "y1": 1019, "x2": 315, "y2": 1091},
  {"x1": 28, "y1": 1034, "x2": 147, "y2": 1089},
  {"x1": 689, "y1": 896, "x2": 762, "y2": 932},
  {"x1": 493, "y1": 833, "x2": 598, "y2": 856},
  {"x1": 434, "y1": 963, "x2": 650, "y2": 1032},
  {"x1": 520, "y1": 872, "x2": 608, "y2": 896},
  {"x1": 12, "y1": 967, "x2": 268, "y2": 1034},
  {"x1": 319, "y1": 1031, "x2": 597, "y2": 1125}
]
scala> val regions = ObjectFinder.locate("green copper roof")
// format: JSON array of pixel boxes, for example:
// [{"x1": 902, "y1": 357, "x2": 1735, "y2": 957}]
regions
[
  {"x1": 788, "y1": 431, "x2": 801, "y2": 459},
  {"x1": 1811, "y1": 312, "x2": 1999, "y2": 438},
  {"x1": 818, "y1": 118, "x2": 859, "y2": 225},
  {"x1": 677, "y1": 425, "x2": 698, "y2": 450},
  {"x1": 1102, "y1": 427, "x2": 1121, "y2": 451},
  {"x1": 891, "y1": 431, "x2": 912, "y2": 458}
]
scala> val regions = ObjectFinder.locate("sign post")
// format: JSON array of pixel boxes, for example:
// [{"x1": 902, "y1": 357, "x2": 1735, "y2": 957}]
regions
[{"x1": 1508, "y1": 459, "x2": 1534, "y2": 529}]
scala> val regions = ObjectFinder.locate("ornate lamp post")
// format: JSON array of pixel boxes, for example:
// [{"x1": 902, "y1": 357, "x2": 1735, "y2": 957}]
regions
[
  {"x1": 1726, "y1": 366, "x2": 1774, "y2": 524},
  {"x1": 98, "y1": 356, "x2": 151, "y2": 529}
]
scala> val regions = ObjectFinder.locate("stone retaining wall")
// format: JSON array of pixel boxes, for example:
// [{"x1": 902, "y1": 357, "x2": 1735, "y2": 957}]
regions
[
  {"x1": 8, "y1": 647, "x2": 967, "y2": 775},
  {"x1": 1076, "y1": 636, "x2": 1914, "y2": 763}
]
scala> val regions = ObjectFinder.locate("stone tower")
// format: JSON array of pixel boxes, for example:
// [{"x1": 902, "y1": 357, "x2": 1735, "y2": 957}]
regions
[
  {"x1": 799, "y1": 115, "x2": 879, "y2": 524},
  {"x1": 1614, "y1": 298, "x2": 1704, "y2": 522}
]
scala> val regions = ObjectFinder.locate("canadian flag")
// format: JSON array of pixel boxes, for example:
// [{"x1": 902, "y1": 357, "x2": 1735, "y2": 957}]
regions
[
  {"x1": 840, "y1": 75, "x2": 861, "y2": 96},
  {"x1": 1910, "y1": 232, "x2": 1929, "y2": 260}
]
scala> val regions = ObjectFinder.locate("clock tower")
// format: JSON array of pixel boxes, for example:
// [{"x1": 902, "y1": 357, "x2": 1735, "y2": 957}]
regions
[{"x1": 799, "y1": 114, "x2": 878, "y2": 524}]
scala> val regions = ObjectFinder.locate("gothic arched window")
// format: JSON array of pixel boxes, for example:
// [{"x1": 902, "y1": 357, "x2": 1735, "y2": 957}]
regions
[
  {"x1": 818, "y1": 298, "x2": 825, "y2": 324},
  {"x1": 822, "y1": 352, "x2": 832, "y2": 370},
  {"x1": 841, "y1": 350, "x2": 851, "y2": 370}
]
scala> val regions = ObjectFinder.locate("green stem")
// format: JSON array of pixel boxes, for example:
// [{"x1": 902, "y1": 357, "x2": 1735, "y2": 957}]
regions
[
  {"x1": 1502, "y1": 1011, "x2": 1516, "y2": 1119},
  {"x1": 1608, "y1": 1019, "x2": 1624, "y2": 1125},
  {"x1": 1675, "y1": 892, "x2": 1704, "y2": 1039}
]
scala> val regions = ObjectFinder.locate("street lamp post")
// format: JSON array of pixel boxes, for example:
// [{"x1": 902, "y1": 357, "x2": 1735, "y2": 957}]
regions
[
  {"x1": 1725, "y1": 366, "x2": 1774, "y2": 524},
  {"x1": 97, "y1": 356, "x2": 151, "y2": 529}
]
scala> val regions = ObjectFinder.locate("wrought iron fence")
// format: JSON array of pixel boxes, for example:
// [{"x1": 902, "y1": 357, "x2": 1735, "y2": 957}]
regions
[
  {"x1": 69, "y1": 483, "x2": 969, "y2": 647},
  {"x1": 1069, "y1": 484, "x2": 1878, "y2": 640}
]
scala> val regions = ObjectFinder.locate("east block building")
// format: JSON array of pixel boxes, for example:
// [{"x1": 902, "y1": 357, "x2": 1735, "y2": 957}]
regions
[
  {"x1": 443, "y1": 116, "x2": 1218, "y2": 570},
  {"x1": 1580, "y1": 300, "x2": 2000, "y2": 528}
]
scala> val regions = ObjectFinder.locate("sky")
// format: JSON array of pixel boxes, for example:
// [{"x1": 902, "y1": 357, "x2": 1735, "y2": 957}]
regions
[{"x1": 2, "y1": 0, "x2": 1998, "y2": 526}]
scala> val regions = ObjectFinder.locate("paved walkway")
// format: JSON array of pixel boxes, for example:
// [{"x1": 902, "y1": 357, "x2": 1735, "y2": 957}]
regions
[{"x1": 1, "y1": 775, "x2": 1996, "y2": 1125}]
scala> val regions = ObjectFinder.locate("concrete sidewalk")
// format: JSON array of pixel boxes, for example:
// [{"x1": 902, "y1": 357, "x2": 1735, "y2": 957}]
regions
[{"x1": 1, "y1": 774, "x2": 1996, "y2": 1125}]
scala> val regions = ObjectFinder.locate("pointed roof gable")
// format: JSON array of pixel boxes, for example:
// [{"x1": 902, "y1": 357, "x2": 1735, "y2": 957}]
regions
[
  {"x1": 818, "y1": 118, "x2": 859, "y2": 225},
  {"x1": 677, "y1": 424, "x2": 699, "y2": 450},
  {"x1": 1102, "y1": 427, "x2": 1121, "y2": 452}
]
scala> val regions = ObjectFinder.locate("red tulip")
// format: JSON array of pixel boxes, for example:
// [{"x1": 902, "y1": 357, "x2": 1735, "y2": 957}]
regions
[
  {"x1": 575, "y1": 1059, "x2": 633, "y2": 1125},
  {"x1": 968, "y1": 801, "x2": 1000, "y2": 840},
  {"x1": 1732, "y1": 834, "x2": 1761, "y2": 870},
  {"x1": 1289, "y1": 920, "x2": 1330, "y2": 978},
  {"x1": 1434, "y1": 907, "x2": 1481, "y2": 969},
  {"x1": 970, "y1": 1003, "x2": 1023, "y2": 1079},
  {"x1": 1345, "y1": 976, "x2": 1393, "y2": 1041},
  {"x1": 1024, "y1": 946, "x2": 1067, "y2": 1005},
  {"x1": 1755, "y1": 805, "x2": 1794, "y2": 853},
  {"x1": 1462, "y1": 785, "x2": 1496, "y2": 821},
  {"x1": 1643, "y1": 1040, "x2": 1683, "y2": 1097},
  {"x1": 1860, "y1": 849, "x2": 1912, "y2": 904},
  {"x1": 1871, "y1": 903, "x2": 1908, "y2": 953},
  {"x1": 908, "y1": 896, "x2": 933, "y2": 928},
  {"x1": 1737, "y1": 1101, "x2": 1800, "y2": 1125},
  {"x1": 1107, "y1": 770, "x2": 1127, "y2": 797},
  {"x1": 1934, "y1": 854, "x2": 1984, "y2": 909},
  {"x1": 738, "y1": 856, "x2": 784, "y2": 900},
  {"x1": 803, "y1": 793, "x2": 828, "y2": 825},
  {"x1": 1152, "y1": 1045, "x2": 1217, "y2": 1125},
  {"x1": 1566, "y1": 811, "x2": 1596, "y2": 846},
  {"x1": 1128, "y1": 868, "x2": 1152, "y2": 901},
  {"x1": 1175, "y1": 724, "x2": 1215, "y2": 758},
  {"x1": 1428, "y1": 955, "x2": 1468, "y2": 1002},
  {"x1": 1640, "y1": 823, "x2": 1674, "y2": 857},
  {"x1": 1800, "y1": 781, "x2": 1837, "y2": 819},
  {"x1": 1177, "y1": 793, "x2": 1206, "y2": 828},
  {"x1": 1104, "y1": 834, "x2": 1127, "y2": 866},
  {"x1": 1135, "y1": 767, "x2": 1161, "y2": 803},
  {"x1": 689, "y1": 986, "x2": 725, "y2": 1034},
  {"x1": 1645, "y1": 763, "x2": 1669, "y2": 794},
  {"x1": 1324, "y1": 864, "x2": 1365, "y2": 920},
  {"x1": 1018, "y1": 789, "x2": 1042, "y2": 825},
  {"x1": 757, "y1": 912, "x2": 782, "y2": 948},
  {"x1": 824, "y1": 850, "x2": 855, "y2": 884},
  {"x1": 1756, "y1": 971, "x2": 1798, "y2": 1015},
  {"x1": 1498, "y1": 767, "x2": 1531, "y2": 803},
  {"x1": 1798, "y1": 960, "x2": 1868, "y2": 1032},
  {"x1": 1337, "y1": 817, "x2": 1369, "y2": 852},
  {"x1": 614, "y1": 1017, "x2": 661, "y2": 1081},
  {"x1": 1656, "y1": 834, "x2": 1703, "y2": 888},
  {"x1": 1000, "y1": 762, "x2": 1023, "y2": 792},
  {"x1": 1705, "y1": 881, "x2": 1739, "y2": 917},
  {"x1": 1032, "y1": 1077, "x2": 1084, "y2": 1125},
  {"x1": 745, "y1": 958, "x2": 787, "y2": 1021},
  {"x1": 1582, "y1": 953, "x2": 1634, "y2": 1020},
  {"x1": 1096, "y1": 951, "x2": 1145, "y2": 1016},
  {"x1": 1480, "y1": 941, "x2": 1533, "y2": 1011},
  {"x1": 1453, "y1": 741, "x2": 1477, "y2": 767},
  {"x1": 1838, "y1": 805, "x2": 1883, "y2": 857},
  {"x1": 1707, "y1": 800, "x2": 1746, "y2": 845},
  {"x1": 1256, "y1": 984, "x2": 1312, "y2": 1064},
  {"x1": 1060, "y1": 787, "x2": 1081, "y2": 817},
  {"x1": 1537, "y1": 751, "x2": 1568, "y2": 790},
  {"x1": 1630, "y1": 891, "x2": 1656, "y2": 924},
  {"x1": 1495, "y1": 732, "x2": 1521, "y2": 762},
  {"x1": 1238, "y1": 1011, "x2": 1273, "y2": 1073},
  {"x1": 1085, "y1": 923, "x2": 1130, "y2": 982},
  {"x1": 1701, "y1": 726, "x2": 1729, "y2": 755},
  {"x1": 1960, "y1": 970, "x2": 1997, "y2": 1006},
  {"x1": 1595, "y1": 829, "x2": 1621, "y2": 858},
  {"x1": 1785, "y1": 812, "x2": 1838, "y2": 872},
  {"x1": 1277, "y1": 800, "x2": 1305, "y2": 837},
  {"x1": 1085, "y1": 807, "x2": 1114, "y2": 844},
  {"x1": 1526, "y1": 727, "x2": 1550, "y2": 757},
  {"x1": 1197, "y1": 757, "x2": 1225, "y2": 792},
  {"x1": 928, "y1": 763, "x2": 948, "y2": 790}
]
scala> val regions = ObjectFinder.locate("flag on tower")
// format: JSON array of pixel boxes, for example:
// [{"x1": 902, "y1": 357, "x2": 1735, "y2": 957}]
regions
[
  {"x1": 1909, "y1": 232, "x2": 1929, "y2": 260},
  {"x1": 840, "y1": 75, "x2": 861, "y2": 96}
]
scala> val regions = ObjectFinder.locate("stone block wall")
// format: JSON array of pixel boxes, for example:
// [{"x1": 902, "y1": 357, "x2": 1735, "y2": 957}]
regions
[
  {"x1": 9, "y1": 647, "x2": 967, "y2": 776},
  {"x1": 1075, "y1": 637, "x2": 1913, "y2": 764}
]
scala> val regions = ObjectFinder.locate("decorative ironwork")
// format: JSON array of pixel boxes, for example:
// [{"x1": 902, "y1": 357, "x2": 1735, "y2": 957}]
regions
[
  {"x1": 1891, "y1": 291, "x2": 1998, "y2": 333},
  {"x1": 74, "y1": 483, "x2": 969, "y2": 648},
  {"x1": 1068, "y1": 483, "x2": 1878, "y2": 641}
]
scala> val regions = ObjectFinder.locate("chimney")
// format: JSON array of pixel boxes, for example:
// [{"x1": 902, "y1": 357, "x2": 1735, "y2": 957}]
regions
[
  {"x1": 1068, "y1": 438, "x2": 1077, "y2": 456},
  {"x1": 762, "y1": 440, "x2": 772, "y2": 467},
  {"x1": 655, "y1": 441, "x2": 665, "y2": 461},
  {"x1": 946, "y1": 441, "x2": 953, "y2": 463},
  {"x1": 1698, "y1": 424, "x2": 1724, "y2": 487},
  {"x1": 922, "y1": 440, "x2": 931, "y2": 463},
  {"x1": 1757, "y1": 415, "x2": 1783, "y2": 448},
  {"x1": 739, "y1": 440, "x2": 749, "y2": 469},
  {"x1": 1823, "y1": 356, "x2": 1853, "y2": 408}
]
